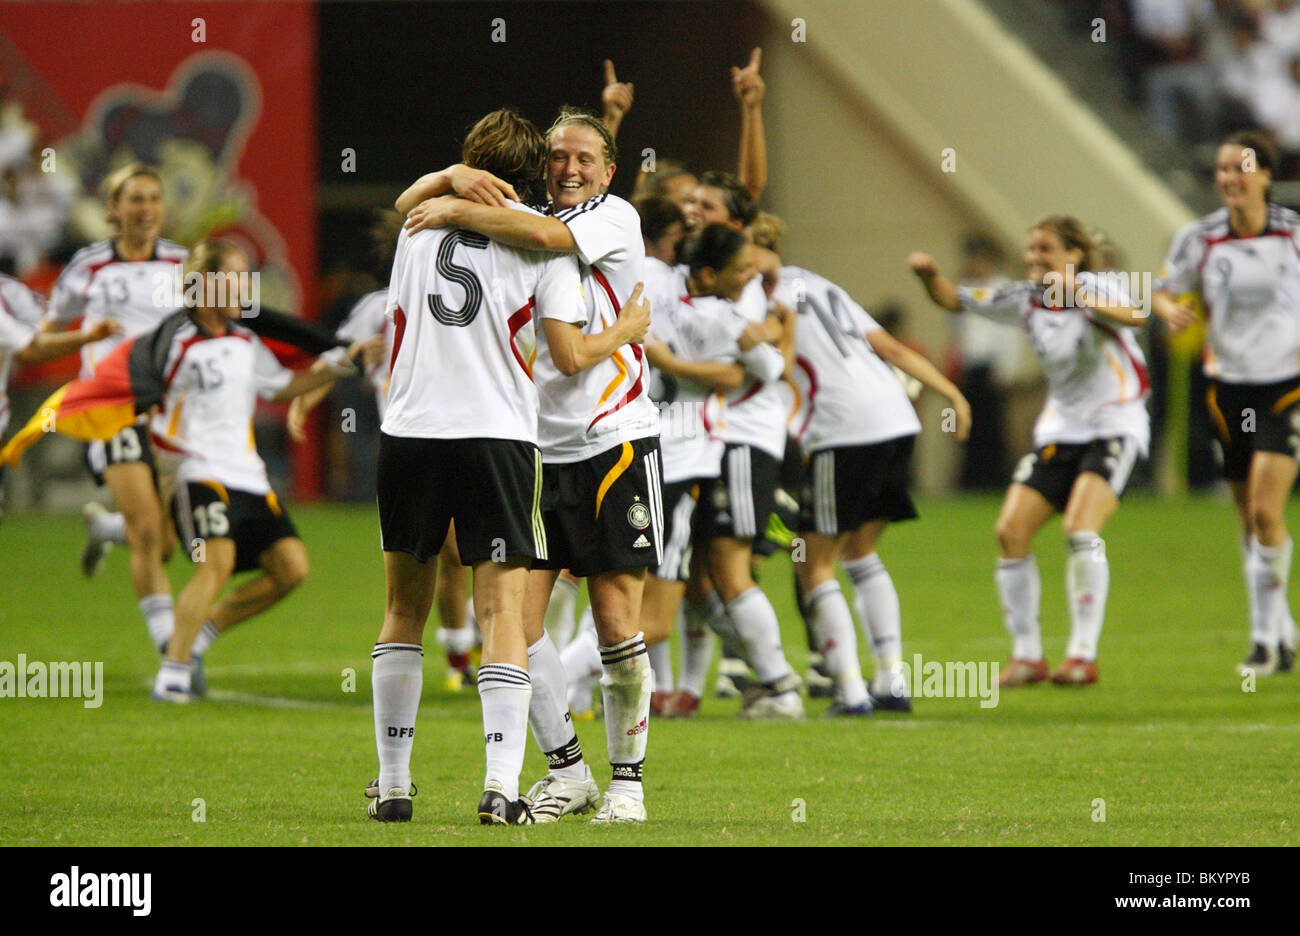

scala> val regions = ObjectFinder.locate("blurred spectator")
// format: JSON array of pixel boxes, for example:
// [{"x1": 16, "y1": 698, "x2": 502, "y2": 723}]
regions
[{"x1": 1130, "y1": 0, "x2": 1218, "y2": 140}]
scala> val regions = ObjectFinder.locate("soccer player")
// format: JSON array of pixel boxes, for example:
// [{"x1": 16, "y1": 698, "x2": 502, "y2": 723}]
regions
[
  {"x1": 398, "y1": 107, "x2": 659, "y2": 822},
  {"x1": 910, "y1": 216, "x2": 1151, "y2": 686},
  {"x1": 149, "y1": 240, "x2": 364, "y2": 702},
  {"x1": 0, "y1": 275, "x2": 120, "y2": 521},
  {"x1": 645, "y1": 224, "x2": 786, "y2": 719},
  {"x1": 1153, "y1": 131, "x2": 1300, "y2": 676},
  {"x1": 45, "y1": 164, "x2": 188, "y2": 653},
  {"x1": 765, "y1": 223, "x2": 971, "y2": 714},
  {"x1": 287, "y1": 213, "x2": 478, "y2": 691},
  {"x1": 376, "y1": 109, "x2": 649, "y2": 826}
]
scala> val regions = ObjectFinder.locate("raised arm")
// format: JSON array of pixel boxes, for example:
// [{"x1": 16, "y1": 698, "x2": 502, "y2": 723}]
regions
[
  {"x1": 733, "y1": 48, "x2": 767, "y2": 200},
  {"x1": 394, "y1": 164, "x2": 520, "y2": 216},
  {"x1": 403, "y1": 197, "x2": 578, "y2": 253},
  {"x1": 908, "y1": 252, "x2": 962, "y2": 312},
  {"x1": 16, "y1": 318, "x2": 120, "y2": 364},
  {"x1": 544, "y1": 283, "x2": 650, "y2": 376},
  {"x1": 601, "y1": 59, "x2": 635, "y2": 140},
  {"x1": 867, "y1": 328, "x2": 971, "y2": 441},
  {"x1": 270, "y1": 342, "x2": 366, "y2": 403}
]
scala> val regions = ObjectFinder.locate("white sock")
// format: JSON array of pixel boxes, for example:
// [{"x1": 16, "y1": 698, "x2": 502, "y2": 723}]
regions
[
  {"x1": 726, "y1": 587, "x2": 790, "y2": 684},
  {"x1": 806, "y1": 580, "x2": 869, "y2": 707},
  {"x1": 139, "y1": 594, "x2": 174, "y2": 652},
  {"x1": 600, "y1": 634, "x2": 651, "y2": 802},
  {"x1": 1243, "y1": 535, "x2": 1267, "y2": 645},
  {"x1": 476, "y1": 662, "x2": 532, "y2": 801},
  {"x1": 93, "y1": 510, "x2": 126, "y2": 544},
  {"x1": 648, "y1": 639, "x2": 674, "y2": 692},
  {"x1": 996, "y1": 556, "x2": 1042, "y2": 661},
  {"x1": 543, "y1": 575, "x2": 580, "y2": 648},
  {"x1": 843, "y1": 554, "x2": 903, "y2": 671},
  {"x1": 371, "y1": 643, "x2": 423, "y2": 795},
  {"x1": 526, "y1": 633, "x2": 586, "y2": 781},
  {"x1": 1255, "y1": 538, "x2": 1292, "y2": 648},
  {"x1": 1065, "y1": 532, "x2": 1109, "y2": 661},
  {"x1": 680, "y1": 603, "x2": 715, "y2": 698},
  {"x1": 191, "y1": 620, "x2": 219, "y2": 658},
  {"x1": 443, "y1": 624, "x2": 476, "y2": 655},
  {"x1": 153, "y1": 658, "x2": 191, "y2": 694},
  {"x1": 560, "y1": 624, "x2": 602, "y2": 713}
]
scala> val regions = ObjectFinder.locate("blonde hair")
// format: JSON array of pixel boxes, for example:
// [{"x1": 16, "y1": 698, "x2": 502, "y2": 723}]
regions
[
  {"x1": 102, "y1": 163, "x2": 162, "y2": 226},
  {"x1": 1031, "y1": 215, "x2": 1099, "y2": 272},
  {"x1": 183, "y1": 239, "x2": 243, "y2": 280},
  {"x1": 749, "y1": 212, "x2": 787, "y2": 255}
]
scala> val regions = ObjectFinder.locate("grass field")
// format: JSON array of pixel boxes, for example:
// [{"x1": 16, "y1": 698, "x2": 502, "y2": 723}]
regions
[{"x1": 1, "y1": 495, "x2": 1297, "y2": 846}]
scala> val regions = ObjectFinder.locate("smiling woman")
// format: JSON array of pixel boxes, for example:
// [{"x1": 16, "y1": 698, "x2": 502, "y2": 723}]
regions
[{"x1": 1152, "y1": 130, "x2": 1300, "y2": 677}]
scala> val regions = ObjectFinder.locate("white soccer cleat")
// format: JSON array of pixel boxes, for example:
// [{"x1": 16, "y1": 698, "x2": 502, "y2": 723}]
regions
[
  {"x1": 590, "y1": 790, "x2": 647, "y2": 824},
  {"x1": 526, "y1": 765, "x2": 601, "y2": 823},
  {"x1": 80, "y1": 502, "x2": 114, "y2": 578},
  {"x1": 149, "y1": 685, "x2": 191, "y2": 704},
  {"x1": 737, "y1": 689, "x2": 805, "y2": 720}
]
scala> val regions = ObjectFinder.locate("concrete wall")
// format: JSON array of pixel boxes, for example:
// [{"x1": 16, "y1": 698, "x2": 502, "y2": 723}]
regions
[{"x1": 755, "y1": 0, "x2": 1194, "y2": 490}]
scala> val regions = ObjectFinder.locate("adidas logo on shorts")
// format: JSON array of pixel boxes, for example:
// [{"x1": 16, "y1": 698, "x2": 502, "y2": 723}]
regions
[{"x1": 633, "y1": 534, "x2": 651, "y2": 548}]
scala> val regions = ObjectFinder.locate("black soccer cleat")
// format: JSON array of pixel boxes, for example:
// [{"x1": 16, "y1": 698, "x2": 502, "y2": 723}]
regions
[
  {"x1": 1237, "y1": 642, "x2": 1277, "y2": 677},
  {"x1": 477, "y1": 784, "x2": 534, "y2": 826},
  {"x1": 869, "y1": 685, "x2": 914, "y2": 713},
  {"x1": 367, "y1": 789, "x2": 413, "y2": 822},
  {"x1": 1278, "y1": 643, "x2": 1296, "y2": 674}
]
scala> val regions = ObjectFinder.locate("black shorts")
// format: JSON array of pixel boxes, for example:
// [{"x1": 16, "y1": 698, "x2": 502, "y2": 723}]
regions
[
  {"x1": 85, "y1": 424, "x2": 156, "y2": 486},
  {"x1": 1207, "y1": 377, "x2": 1300, "y2": 482},
  {"x1": 172, "y1": 481, "x2": 298, "y2": 574},
  {"x1": 377, "y1": 433, "x2": 545, "y2": 566},
  {"x1": 1011, "y1": 437, "x2": 1141, "y2": 512},
  {"x1": 655, "y1": 478, "x2": 703, "y2": 582},
  {"x1": 696, "y1": 443, "x2": 781, "y2": 542},
  {"x1": 799, "y1": 435, "x2": 919, "y2": 536},
  {"x1": 534, "y1": 437, "x2": 664, "y2": 578}
]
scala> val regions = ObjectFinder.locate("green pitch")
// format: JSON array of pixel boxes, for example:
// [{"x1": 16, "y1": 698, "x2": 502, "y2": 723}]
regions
[{"x1": 1, "y1": 496, "x2": 1296, "y2": 845}]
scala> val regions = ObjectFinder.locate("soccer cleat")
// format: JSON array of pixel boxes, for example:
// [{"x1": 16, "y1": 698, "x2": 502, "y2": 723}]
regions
[
  {"x1": 999, "y1": 658, "x2": 1049, "y2": 687},
  {"x1": 477, "y1": 783, "x2": 534, "y2": 825},
  {"x1": 805, "y1": 666, "x2": 835, "y2": 699},
  {"x1": 149, "y1": 684, "x2": 191, "y2": 704},
  {"x1": 738, "y1": 686, "x2": 805, "y2": 720},
  {"x1": 365, "y1": 779, "x2": 417, "y2": 799},
  {"x1": 660, "y1": 690, "x2": 700, "y2": 718},
  {"x1": 714, "y1": 656, "x2": 752, "y2": 699},
  {"x1": 590, "y1": 790, "x2": 647, "y2": 824},
  {"x1": 367, "y1": 787, "x2": 413, "y2": 822},
  {"x1": 442, "y1": 667, "x2": 474, "y2": 692},
  {"x1": 1051, "y1": 657, "x2": 1099, "y2": 685},
  {"x1": 80, "y1": 502, "x2": 114, "y2": 578},
  {"x1": 1278, "y1": 643, "x2": 1296, "y2": 674},
  {"x1": 826, "y1": 699, "x2": 874, "y2": 717},
  {"x1": 526, "y1": 766, "x2": 601, "y2": 823},
  {"x1": 1237, "y1": 643, "x2": 1277, "y2": 678},
  {"x1": 650, "y1": 690, "x2": 671, "y2": 715},
  {"x1": 190, "y1": 656, "x2": 207, "y2": 698},
  {"x1": 868, "y1": 683, "x2": 913, "y2": 713}
]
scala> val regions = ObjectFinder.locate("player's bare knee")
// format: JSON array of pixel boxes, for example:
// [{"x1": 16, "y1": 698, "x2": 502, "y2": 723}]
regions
[
  {"x1": 995, "y1": 520, "x2": 1029, "y2": 557},
  {"x1": 125, "y1": 516, "x2": 163, "y2": 555},
  {"x1": 1251, "y1": 503, "x2": 1285, "y2": 542}
]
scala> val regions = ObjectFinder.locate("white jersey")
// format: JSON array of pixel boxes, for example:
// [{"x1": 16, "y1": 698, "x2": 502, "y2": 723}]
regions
[
  {"x1": 326, "y1": 288, "x2": 392, "y2": 418},
  {"x1": 536, "y1": 193, "x2": 658, "y2": 463},
  {"x1": 153, "y1": 317, "x2": 293, "y2": 495},
  {"x1": 958, "y1": 275, "x2": 1150, "y2": 453},
  {"x1": 46, "y1": 238, "x2": 188, "y2": 379},
  {"x1": 381, "y1": 203, "x2": 584, "y2": 443},
  {"x1": 1157, "y1": 205, "x2": 1300, "y2": 384},
  {"x1": 655, "y1": 294, "x2": 771, "y2": 484},
  {"x1": 718, "y1": 276, "x2": 788, "y2": 459},
  {"x1": 0, "y1": 275, "x2": 44, "y2": 438},
  {"x1": 779, "y1": 266, "x2": 921, "y2": 452}
]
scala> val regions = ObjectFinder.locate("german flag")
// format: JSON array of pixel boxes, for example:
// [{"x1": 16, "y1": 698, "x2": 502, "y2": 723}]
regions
[{"x1": 1, "y1": 308, "x2": 344, "y2": 467}]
